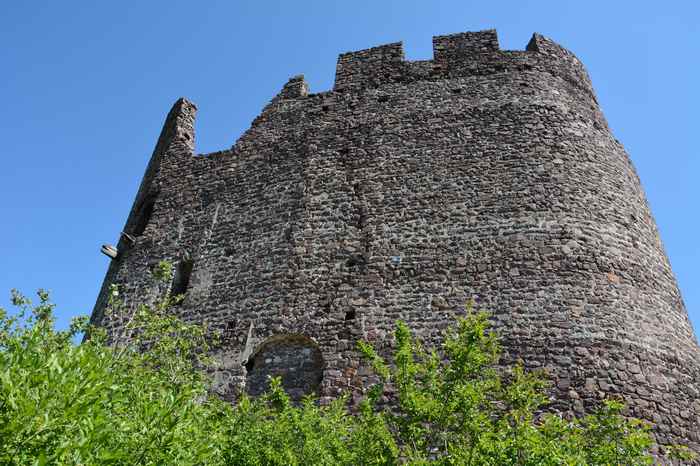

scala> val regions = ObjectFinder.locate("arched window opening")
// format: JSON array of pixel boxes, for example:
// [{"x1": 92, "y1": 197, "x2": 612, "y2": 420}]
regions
[
  {"x1": 244, "y1": 334, "x2": 323, "y2": 401},
  {"x1": 132, "y1": 192, "x2": 157, "y2": 236}
]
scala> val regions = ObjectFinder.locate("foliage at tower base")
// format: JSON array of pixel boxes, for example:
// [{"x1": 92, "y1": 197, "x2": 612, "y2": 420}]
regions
[{"x1": 0, "y1": 264, "x2": 694, "y2": 465}]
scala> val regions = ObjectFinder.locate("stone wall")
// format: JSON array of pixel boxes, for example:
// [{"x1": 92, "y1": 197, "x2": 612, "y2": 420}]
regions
[{"x1": 91, "y1": 30, "x2": 700, "y2": 456}]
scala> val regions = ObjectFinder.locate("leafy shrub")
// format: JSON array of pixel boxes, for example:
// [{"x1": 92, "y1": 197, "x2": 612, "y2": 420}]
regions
[
  {"x1": 358, "y1": 313, "x2": 656, "y2": 465},
  {"x1": 0, "y1": 263, "x2": 692, "y2": 465}
]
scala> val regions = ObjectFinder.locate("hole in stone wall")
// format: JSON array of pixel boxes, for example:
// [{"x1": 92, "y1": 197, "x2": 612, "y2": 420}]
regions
[
  {"x1": 377, "y1": 95, "x2": 389, "y2": 103},
  {"x1": 171, "y1": 258, "x2": 194, "y2": 299},
  {"x1": 344, "y1": 310, "x2": 356, "y2": 321},
  {"x1": 245, "y1": 334, "x2": 324, "y2": 401},
  {"x1": 244, "y1": 357, "x2": 255, "y2": 374},
  {"x1": 132, "y1": 192, "x2": 157, "y2": 236},
  {"x1": 346, "y1": 253, "x2": 366, "y2": 267}
]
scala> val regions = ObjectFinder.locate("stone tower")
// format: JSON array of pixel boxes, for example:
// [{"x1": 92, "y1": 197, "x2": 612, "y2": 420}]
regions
[{"x1": 91, "y1": 30, "x2": 700, "y2": 453}]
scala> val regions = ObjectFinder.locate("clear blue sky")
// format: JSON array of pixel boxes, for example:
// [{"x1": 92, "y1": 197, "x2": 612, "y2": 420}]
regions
[{"x1": 2, "y1": 1, "x2": 698, "y2": 336}]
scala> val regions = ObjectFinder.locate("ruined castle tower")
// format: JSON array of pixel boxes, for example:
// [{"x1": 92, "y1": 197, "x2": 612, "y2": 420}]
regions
[{"x1": 91, "y1": 30, "x2": 700, "y2": 452}]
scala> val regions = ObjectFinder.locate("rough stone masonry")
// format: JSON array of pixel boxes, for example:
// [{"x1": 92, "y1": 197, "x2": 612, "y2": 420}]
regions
[{"x1": 90, "y1": 29, "x2": 700, "y2": 455}]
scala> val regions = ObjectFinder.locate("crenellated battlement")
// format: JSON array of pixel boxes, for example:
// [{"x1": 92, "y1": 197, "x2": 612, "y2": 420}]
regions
[
  {"x1": 330, "y1": 30, "x2": 594, "y2": 98},
  {"x1": 432, "y1": 29, "x2": 500, "y2": 64},
  {"x1": 157, "y1": 30, "x2": 598, "y2": 162},
  {"x1": 334, "y1": 42, "x2": 405, "y2": 92}
]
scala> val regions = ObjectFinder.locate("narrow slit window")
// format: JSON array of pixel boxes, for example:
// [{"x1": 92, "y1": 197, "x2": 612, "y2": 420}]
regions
[{"x1": 172, "y1": 259, "x2": 194, "y2": 298}]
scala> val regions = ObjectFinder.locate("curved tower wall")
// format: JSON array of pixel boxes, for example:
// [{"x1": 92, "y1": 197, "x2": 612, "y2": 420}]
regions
[{"x1": 91, "y1": 30, "x2": 700, "y2": 452}]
